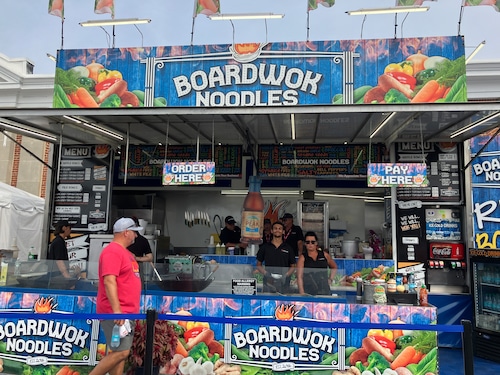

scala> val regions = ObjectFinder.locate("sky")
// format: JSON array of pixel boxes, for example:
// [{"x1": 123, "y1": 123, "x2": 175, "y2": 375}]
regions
[{"x1": 0, "y1": 0, "x2": 499, "y2": 75}]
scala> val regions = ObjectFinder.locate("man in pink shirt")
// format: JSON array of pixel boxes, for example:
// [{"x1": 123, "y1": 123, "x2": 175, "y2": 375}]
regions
[{"x1": 90, "y1": 217, "x2": 143, "y2": 375}]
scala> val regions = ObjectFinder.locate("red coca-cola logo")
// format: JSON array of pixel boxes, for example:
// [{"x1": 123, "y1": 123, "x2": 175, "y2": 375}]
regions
[{"x1": 432, "y1": 246, "x2": 452, "y2": 257}]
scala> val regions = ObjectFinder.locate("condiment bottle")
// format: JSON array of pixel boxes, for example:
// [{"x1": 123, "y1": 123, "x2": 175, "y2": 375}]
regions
[
  {"x1": 387, "y1": 273, "x2": 397, "y2": 293},
  {"x1": 240, "y1": 176, "x2": 264, "y2": 244},
  {"x1": 419, "y1": 285, "x2": 429, "y2": 306},
  {"x1": 402, "y1": 273, "x2": 409, "y2": 293}
]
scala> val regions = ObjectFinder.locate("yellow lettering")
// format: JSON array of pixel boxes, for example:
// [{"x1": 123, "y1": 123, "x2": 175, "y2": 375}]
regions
[{"x1": 476, "y1": 230, "x2": 500, "y2": 249}]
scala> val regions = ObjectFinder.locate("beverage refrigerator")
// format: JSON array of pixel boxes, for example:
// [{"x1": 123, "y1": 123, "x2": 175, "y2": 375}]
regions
[
  {"x1": 470, "y1": 248, "x2": 500, "y2": 362},
  {"x1": 297, "y1": 200, "x2": 329, "y2": 251}
]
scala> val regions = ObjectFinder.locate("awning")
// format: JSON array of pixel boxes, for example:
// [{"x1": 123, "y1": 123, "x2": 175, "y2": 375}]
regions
[{"x1": 0, "y1": 102, "x2": 499, "y2": 148}]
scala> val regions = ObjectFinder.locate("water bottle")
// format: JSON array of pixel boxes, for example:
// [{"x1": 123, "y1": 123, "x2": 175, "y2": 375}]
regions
[
  {"x1": 110, "y1": 324, "x2": 121, "y2": 348},
  {"x1": 408, "y1": 273, "x2": 416, "y2": 293},
  {"x1": 14, "y1": 259, "x2": 21, "y2": 276}
]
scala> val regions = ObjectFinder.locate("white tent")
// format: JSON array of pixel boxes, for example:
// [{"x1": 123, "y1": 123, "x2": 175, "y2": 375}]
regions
[{"x1": 0, "y1": 182, "x2": 45, "y2": 259}]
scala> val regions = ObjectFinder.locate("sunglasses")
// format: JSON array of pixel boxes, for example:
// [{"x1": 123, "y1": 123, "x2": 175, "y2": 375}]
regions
[{"x1": 305, "y1": 240, "x2": 316, "y2": 244}]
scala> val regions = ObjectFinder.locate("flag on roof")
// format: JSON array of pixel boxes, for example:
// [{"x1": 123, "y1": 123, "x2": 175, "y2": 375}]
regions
[
  {"x1": 308, "y1": 0, "x2": 335, "y2": 12},
  {"x1": 48, "y1": 0, "x2": 64, "y2": 18},
  {"x1": 194, "y1": 0, "x2": 221, "y2": 17},
  {"x1": 462, "y1": 0, "x2": 500, "y2": 12},
  {"x1": 94, "y1": 0, "x2": 115, "y2": 18}
]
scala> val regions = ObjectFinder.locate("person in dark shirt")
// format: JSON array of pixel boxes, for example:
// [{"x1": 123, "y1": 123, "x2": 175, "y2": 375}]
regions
[
  {"x1": 263, "y1": 218, "x2": 272, "y2": 243},
  {"x1": 48, "y1": 220, "x2": 78, "y2": 279},
  {"x1": 297, "y1": 231, "x2": 337, "y2": 295},
  {"x1": 127, "y1": 216, "x2": 153, "y2": 281},
  {"x1": 256, "y1": 221, "x2": 296, "y2": 293},
  {"x1": 281, "y1": 213, "x2": 304, "y2": 257},
  {"x1": 219, "y1": 216, "x2": 247, "y2": 254}
]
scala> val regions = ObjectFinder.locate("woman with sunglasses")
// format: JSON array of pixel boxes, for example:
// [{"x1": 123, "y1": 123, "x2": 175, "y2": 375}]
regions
[{"x1": 297, "y1": 231, "x2": 338, "y2": 295}]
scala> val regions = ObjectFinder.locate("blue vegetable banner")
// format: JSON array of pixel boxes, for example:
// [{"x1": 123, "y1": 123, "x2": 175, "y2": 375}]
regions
[
  {"x1": 470, "y1": 130, "x2": 500, "y2": 249},
  {"x1": 53, "y1": 36, "x2": 466, "y2": 108}
]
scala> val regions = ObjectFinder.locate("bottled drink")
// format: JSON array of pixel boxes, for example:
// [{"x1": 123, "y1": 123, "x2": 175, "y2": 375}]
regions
[
  {"x1": 110, "y1": 324, "x2": 121, "y2": 348},
  {"x1": 240, "y1": 176, "x2": 264, "y2": 244},
  {"x1": 419, "y1": 285, "x2": 428, "y2": 306},
  {"x1": 402, "y1": 274, "x2": 409, "y2": 293},
  {"x1": 408, "y1": 273, "x2": 416, "y2": 293}
]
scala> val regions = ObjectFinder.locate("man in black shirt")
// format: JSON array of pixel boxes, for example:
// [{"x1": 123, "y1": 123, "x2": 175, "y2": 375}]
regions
[
  {"x1": 281, "y1": 213, "x2": 304, "y2": 257},
  {"x1": 256, "y1": 221, "x2": 296, "y2": 293},
  {"x1": 127, "y1": 216, "x2": 153, "y2": 281},
  {"x1": 219, "y1": 216, "x2": 247, "y2": 254}
]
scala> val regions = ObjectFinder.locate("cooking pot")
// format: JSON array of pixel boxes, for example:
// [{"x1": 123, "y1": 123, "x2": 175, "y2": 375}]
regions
[{"x1": 342, "y1": 240, "x2": 359, "y2": 258}]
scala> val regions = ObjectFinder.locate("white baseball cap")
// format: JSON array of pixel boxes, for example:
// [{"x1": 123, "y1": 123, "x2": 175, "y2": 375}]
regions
[{"x1": 113, "y1": 217, "x2": 143, "y2": 233}]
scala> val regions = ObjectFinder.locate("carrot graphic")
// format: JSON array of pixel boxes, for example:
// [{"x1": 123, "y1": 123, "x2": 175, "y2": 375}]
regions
[
  {"x1": 75, "y1": 87, "x2": 99, "y2": 108},
  {"x1": 391, "y1": 346, "x2": 417, "y2": 369},
  {"x1": 411, "y1": 80, "x2": 440, "y2": 103}
]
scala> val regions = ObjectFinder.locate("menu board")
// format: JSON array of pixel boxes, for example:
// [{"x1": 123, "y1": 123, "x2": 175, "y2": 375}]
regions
[
  {"x1": 257, "y1": 144, "x2": 385, "y2": 178},
  {"x1": 396, "y1": 142, "x2": 461, "y2": 202},
  {"x1": 396, "y1": 204, "x2": 427, "y2": 262},
  {"x1": 52, "y1": 145, "x2": 113, "y2": 232},
  {"x1": 119, "y1": 145, "x2": 242, "y2": 179}
]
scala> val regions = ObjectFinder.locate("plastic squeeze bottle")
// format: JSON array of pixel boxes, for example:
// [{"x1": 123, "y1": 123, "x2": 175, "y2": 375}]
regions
[
  {"x1": 240, "y1": 176, "x2": 265, "y2": 244},
  {"x1": 419, "y1": 285, "x2": 429, "y2": 306}
]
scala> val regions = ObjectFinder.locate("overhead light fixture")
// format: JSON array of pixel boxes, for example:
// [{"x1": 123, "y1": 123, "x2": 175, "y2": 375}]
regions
[
  {"x1": 46, "y1": 53, "x2": 56, "y2": 62},
  {"x1": 208, "y1": 13, "x2": 284, "y2": 21},
  {"x1": 0, "y1": 120, "x2": 57, "y2": 142},
  {"x1": 221, "y1": 190, "x2": 301, "y2": 196},
  {"x1": 465, "y1": 40, "x2": 486, "y2": 64},
  {"x1": 450, "y1": 111, "x2": 500, "y2": 138},
  {"x1": 63, "y1": 115, "x2": 124, "y2": 141},
  {"x1": 291, "y1": 114, "x2": 296, "y2": 140},
  {"x1": 370, "y1": 112, "x2": 397, "y2": 139},
  {"x1": 315, "y1": 193, "x2": 384, "y2": 201},
  {"x1": 347, "y1": 6, "x2": 429, "y2": 15},
  {"x1": 79, "y1": 18, "x2": 151, "y2": 27}
]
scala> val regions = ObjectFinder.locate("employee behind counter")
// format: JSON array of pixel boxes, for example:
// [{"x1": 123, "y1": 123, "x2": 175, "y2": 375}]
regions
[{"x1": 220, "y1": 216, "x2": 247, "y2": 255}]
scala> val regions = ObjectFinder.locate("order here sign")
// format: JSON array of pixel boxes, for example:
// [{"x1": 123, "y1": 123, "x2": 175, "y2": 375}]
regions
[
  {"x1": 367, "y1": 163, "x2": 428, "y2": 187},
  {"x1": 163, "y1": 161, "x2": 215, "y2": 185}
]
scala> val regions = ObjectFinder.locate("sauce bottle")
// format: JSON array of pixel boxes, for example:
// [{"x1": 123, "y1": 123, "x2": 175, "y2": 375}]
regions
[
  {"x1": 387, "y1": 273, "x2": 397, "y2": 293},
  {"x1": 240, "y1": 176, "x2": 264, "y2": 244},
  {"x1": 419, "y1": 284, "x2": 429, "y2": 306}
]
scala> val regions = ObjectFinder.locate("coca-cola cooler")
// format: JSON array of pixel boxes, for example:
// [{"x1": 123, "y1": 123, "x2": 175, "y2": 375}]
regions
[{"x1": 426, "y1": 241, "x2": 468, "y2": 291}]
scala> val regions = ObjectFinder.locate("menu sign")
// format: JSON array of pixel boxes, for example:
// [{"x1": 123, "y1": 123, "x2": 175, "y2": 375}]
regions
[
  {"x1": 258, "y1": 144, "x2": 384, "y2": 178},
  {"x1": 396, "y1": 205, "x2": 426, "y2": 262},
  {"x1": 119, "y1": 145, "x2": 242, "y2": 178},
  {"x1": 53, "y1": 145, "x2": 113, "y2": 232},
  {"x1": 396, "y1": 142, "x2": 461, "y2": 202}
]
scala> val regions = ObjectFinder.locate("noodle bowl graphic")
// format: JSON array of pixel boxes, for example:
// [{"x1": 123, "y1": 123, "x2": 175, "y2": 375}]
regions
[
  {"x1": 202, "y1": 172, "x2": 212, "y2": 182},
  {"x1": 369, "y1": 175, "x2": 380, "y2": 185},
  {"x1": 229, "y1": 42, "x2": 267, "y2": 63},
  {"x1": 413, "y1": 175, "x2": 424, "y2": 185},
  {"x1": 164, "y1": 174, "x2": 174, "y2": 183}
]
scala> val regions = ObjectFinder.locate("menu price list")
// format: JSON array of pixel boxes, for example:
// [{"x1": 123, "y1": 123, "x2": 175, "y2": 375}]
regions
[
  {"x1": 119, "y1": 144, "x2": 242, "y2": 178},
  {"x1": 396, "y1": 142, "x2": 461, "y2": 202},
  {"x1": 52, "y1": 145, "x2": 112, "y2": 232},
  {"x1": 258, "y1": 144, "x2": 385, "y2": 178}
]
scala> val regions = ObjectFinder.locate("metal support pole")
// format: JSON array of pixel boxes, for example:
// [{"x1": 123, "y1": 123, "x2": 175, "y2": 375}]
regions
[
  {"x1": 461, "y1": 319, "x2": 474, "y2": 375},
  {"x1": 145, "y1": 309, "x2": 158, "y2": 375}
]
